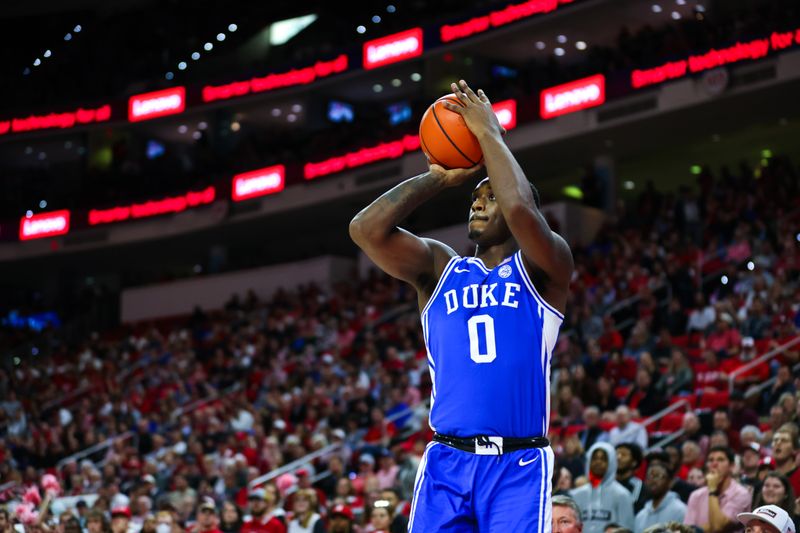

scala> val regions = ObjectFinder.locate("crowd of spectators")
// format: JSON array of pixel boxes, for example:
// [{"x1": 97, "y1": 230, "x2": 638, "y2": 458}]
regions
[{"x1": 0, "y1": 145, "x2": 798, "y2": 533}]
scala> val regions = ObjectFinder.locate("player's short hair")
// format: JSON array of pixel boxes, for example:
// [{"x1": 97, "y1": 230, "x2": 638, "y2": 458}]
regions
[{"x1": 552, "y1": 495, "x2": 582, "y2": 525}]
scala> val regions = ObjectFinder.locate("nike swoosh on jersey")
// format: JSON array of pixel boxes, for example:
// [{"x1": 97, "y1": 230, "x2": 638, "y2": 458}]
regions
[
  {"x1": 454, "y1": 267, "x2": 470, "y2": 273},
  {"x1": 518, "y1": 457, "x2": 536, "y2": 467}
]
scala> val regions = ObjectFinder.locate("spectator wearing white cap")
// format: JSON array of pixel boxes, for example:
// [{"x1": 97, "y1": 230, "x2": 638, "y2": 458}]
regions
[
  {"x1": 737, "y1": 505, "x2": 797, "y2": 533},
  {"x1": 750, "y1": 472, "x2": 799, "y2": 533}
]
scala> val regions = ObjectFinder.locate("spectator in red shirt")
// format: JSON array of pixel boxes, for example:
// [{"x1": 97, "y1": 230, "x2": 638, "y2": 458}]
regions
[
  {"x1": 192, "y1": 500, "x2": 223, "y2": 533},
  {"x1": 241, "y1": 485, "x2": 286, "y2": 533},
  {"x1": 599, "y1": 316, "x2": 624, "y2": 353},
  {"x1": 695, "y1": 350, "x2": 728, "y2": 392},
  {"x1": 705, "y1": 314, "x2": 741, "y2": 356},
  {"x1": 362, "y1": 408, "x2": 397, "y2": 447}
]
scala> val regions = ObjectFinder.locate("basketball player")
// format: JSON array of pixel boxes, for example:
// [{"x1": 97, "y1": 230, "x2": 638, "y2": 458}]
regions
[{"x1": 349, "y1": 80, "x2": 573, "y2": 531}]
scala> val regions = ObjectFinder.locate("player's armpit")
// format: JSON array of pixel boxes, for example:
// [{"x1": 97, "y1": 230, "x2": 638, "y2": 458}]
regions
[{"x1": 349, "y1": 224, "x2": 454, "y2": 291}]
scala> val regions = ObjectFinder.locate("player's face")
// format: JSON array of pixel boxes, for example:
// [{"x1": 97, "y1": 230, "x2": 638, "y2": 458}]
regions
[{"x1": 468, "y1": 179, "x2": 511, "y2": 245}]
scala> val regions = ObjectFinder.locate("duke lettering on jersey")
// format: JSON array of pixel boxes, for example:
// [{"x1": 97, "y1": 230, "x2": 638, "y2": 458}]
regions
[
  {"x1": 443, "y1": 282, "x2": 521, "y2": 314},
  {"x1": 421, "y1": 252, "x2": 563, "y2": 438}
]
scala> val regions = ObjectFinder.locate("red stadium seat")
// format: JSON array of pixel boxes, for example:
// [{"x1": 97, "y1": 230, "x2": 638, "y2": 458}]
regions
[
  {"x1": 697, "y1": 391, "x2": 729, "y2": 410},
  {"x1": 613, "y1": 385, "x2": 631, "y2": 399},
  {"x1": 669, "y1": 394, "x2": 696, "y2": 408},
  {"x1": 672, "y1": 335, "x2": 689, "y2": 348},
  {"x1": 658, "y1": 412, "x2": 685, "y2": 433}
]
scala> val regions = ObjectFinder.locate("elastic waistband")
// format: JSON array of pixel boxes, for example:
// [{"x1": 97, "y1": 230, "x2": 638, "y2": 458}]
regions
[{"x1": 432, "y1": 433, "x2": 550, "y2": 455}]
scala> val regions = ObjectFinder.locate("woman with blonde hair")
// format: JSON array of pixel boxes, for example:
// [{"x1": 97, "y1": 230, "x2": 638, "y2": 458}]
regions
[{"x1": 288, "y1": 489, "x2": 324, "y2": 533}]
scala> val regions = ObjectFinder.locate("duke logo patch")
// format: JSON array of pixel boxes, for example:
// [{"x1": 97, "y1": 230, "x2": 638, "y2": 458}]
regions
[{"x1": 498, "y1": 265, "x2": 512, "y2": 278}]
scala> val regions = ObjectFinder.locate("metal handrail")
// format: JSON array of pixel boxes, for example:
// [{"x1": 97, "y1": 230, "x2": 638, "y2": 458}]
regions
[
  {"x1": 248, "y1": 443, "x2": 343, "y2": 488},
  {"x1": 728, "y1": 336, "x2": 800, "y2": 393},
  {"x1": 247, "y1": 402, "x2": 424, "y2": 489},
  {"x1": 744, "y1": 361, "x2": 800, "y2": 399},
  {"x1": 41, "y1": 385, "x2": 95, "y2": 412},
  {"x1": 647, "y1": 429, "x2": 686, "y2": 453},
  {"x1": 641, "y1": 399, "x2": 690, "y2": 428},
  {"x1": 56, "y1": 431, "x2": 134, "y2": 469}
]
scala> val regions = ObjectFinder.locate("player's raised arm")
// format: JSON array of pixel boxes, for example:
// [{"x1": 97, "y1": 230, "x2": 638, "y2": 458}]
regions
[
  {"x1": 349, "y1": 164, "x2": 482, "y2": 291},
  {"x1": 442, "y1": 79, "x2": 574, "y2": 311}
]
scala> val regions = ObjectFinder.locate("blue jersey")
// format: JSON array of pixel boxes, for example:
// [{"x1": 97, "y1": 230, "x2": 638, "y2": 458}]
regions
[{"x1": 421, "y1": 250, "x2": 563, "y2": 438}]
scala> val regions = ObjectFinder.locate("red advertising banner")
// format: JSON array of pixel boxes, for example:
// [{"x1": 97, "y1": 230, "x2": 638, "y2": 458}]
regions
[
  {"x1": 232, "y1": 165, "x2": 285, "y2": 201},
  {"x1": 89, "y1": 187, "x2": 215, "y2": 225},
  {"x1": 128, "y1": 87, "x2": 186, "y2": 122},
  {"x1": 0, "y1": 104, "x2": 111, "y2": 136},
  {"x1": 19, "y1": 210, "x2": 70, "y2": 241},
  {"x1": 202, "y1": 55, "x2": 348, "y2": 103},
  {"x1": 363, "y1": 28, "x2": 424, "y2": 70},
  {"x1": 632, "y1": 29, "x2": 800, "y2": 89},
  {"x1": 492, "y1": 99, "x2": 518, "y2": 131},
  {"x1": 540, "y1": 74, "x2": 605, "y2": 119},
  {"x1": 440, "y1": 0, "x2": 574, "y2": 43}
]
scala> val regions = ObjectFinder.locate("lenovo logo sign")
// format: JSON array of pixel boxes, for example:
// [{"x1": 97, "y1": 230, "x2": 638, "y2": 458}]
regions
[
  {"x1": 540, "y1": 74, "x2": 605, "y2": 119},
  {"x1": 363, "y1": 28, "x2": 423, "y2": 69},
  {"x1": 492, "y1": 99, "x2": 517, "y2": 131},
  {"x1": 128, "y1": 87, "x2": 186, "y2": 122},
  {"x1": 232, "y1": 165, "x2": 285, "y2": 201},
  {"x1": 19, "y1": 210, "x2": 70, "y2": 241}
]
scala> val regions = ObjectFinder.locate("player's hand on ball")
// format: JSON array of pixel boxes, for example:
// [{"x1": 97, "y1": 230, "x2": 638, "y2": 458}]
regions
[
  {"x1": 442, "y1": 80, "x2": 506, "y2": 139},
  {"x1": 429, "y1": 162, "x2": 484, "y2": 188}
]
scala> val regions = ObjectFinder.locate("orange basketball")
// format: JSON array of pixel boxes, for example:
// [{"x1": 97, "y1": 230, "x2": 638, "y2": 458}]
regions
[{"x1": 419, "y1": 95, "x2": 483, "y2": 169}]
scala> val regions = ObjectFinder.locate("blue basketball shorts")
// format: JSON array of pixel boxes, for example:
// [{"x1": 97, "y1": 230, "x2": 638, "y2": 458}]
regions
[{"x1": 407, "y1": 441, "x2": 554, "y2": 532}]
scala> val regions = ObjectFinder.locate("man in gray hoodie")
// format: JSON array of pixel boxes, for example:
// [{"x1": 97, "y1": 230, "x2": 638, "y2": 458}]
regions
[
  {"x1": 570, "y1": 442, "x2": 635, "y2": 533},
  {"x1": 635, "y1": 462, "x2": 687, "y2": 532}
]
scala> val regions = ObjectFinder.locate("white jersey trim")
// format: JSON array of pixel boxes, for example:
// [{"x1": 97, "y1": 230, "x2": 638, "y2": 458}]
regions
[{"x1": 514, "y1": 251, "x2": 564, "y2": 320}]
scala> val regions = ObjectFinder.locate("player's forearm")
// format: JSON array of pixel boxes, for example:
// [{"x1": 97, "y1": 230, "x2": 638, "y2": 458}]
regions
[
  {"x1": 350, "y1": 171, "x2": 446, "y2": 243},
  {"x1": 476, "y1": 132, "x2": 537, "y2": 219}
]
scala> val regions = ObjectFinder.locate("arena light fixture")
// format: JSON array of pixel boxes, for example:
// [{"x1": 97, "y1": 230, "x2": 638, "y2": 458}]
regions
[
  {"x1": 387, "y1": 5, "x2": 396, "y2": 13},
  {"x1": 652, "y1": 4, "x2": 662, "y2": 13},
  {"x1": 536, "y1": 41, "x2": 546, "y2": 50},
  {"x1": 204, "y1": 42, "x2": 213, "y2": 51},
  {"x1": 357, "y1": 25, "x2": 366, "y2": 34},
  {"x1": 690, "y1": 165, "x2": 702, "y2": 175},
  {"x1": 217, "y1": 33, "x2": 226, "y2": 41},
  {"x1": 747, "y1": 261, "x2": 755, "y2": 271},
  {"x1": 576, "y1": 41, "x2": 587, "y2": 50},
  {"x1": 554, "y1": 47, "x2": 565, "y2": 56},
  {"x1": 191, "y1": 52, "x2": 201, "y2": 60},
  {"x1": 410, "y1": 72, "x2": 421, "y2": 81},
  {"x1": 372, "y1": 15, "x2": 382, "y2": 23},
  {"x1": 270, "y1": 14, "x2": 317, "y2": 46},
  {"x1": 671, "y1": 11, "x2": 681, "y2": 19},
  {"x1": 557, "y1": 35, "x2": 567, "y2": 43},
  {"x1": 228, "y1": 23, "x2": 238, "y2": 32}
]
